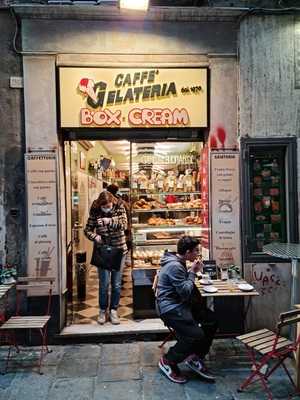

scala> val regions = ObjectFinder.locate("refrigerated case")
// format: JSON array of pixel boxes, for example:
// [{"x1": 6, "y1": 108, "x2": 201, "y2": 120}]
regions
[{"x1": 241, "y1": 138, "x2": 298, "y2": 262}]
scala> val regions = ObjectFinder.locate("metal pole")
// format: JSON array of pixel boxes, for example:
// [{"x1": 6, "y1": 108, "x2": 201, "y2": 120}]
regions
[{"x1": 291, "y1": 258, "x2": 298, "y2": 309}]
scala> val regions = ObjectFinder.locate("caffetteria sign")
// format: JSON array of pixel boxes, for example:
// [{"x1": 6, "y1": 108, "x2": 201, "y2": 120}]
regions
[{"x1": 59, "y1": 67, "x2": 208, "y2": 128}]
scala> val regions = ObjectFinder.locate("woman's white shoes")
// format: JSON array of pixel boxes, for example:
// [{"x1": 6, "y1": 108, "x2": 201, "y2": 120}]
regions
[
  {"x1": 97, "y1": 309, "x2": 120, "y2": 325},
  {"x1": 110, "y1": 310, "x2": 120, "y2": 325},
  {"x1": 98, "y1": 310, "x2": 106, "y2": 325}
]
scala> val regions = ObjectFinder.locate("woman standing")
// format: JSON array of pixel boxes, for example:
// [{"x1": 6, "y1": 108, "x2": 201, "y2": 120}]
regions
[{"x1": 84, "y1": 191, "x2": 128, "y2": 325}]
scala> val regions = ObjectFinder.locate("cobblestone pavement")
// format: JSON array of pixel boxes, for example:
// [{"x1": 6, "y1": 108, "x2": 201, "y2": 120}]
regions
[{"x1": 0, "y1": 339, "x2": 299, "y2": 400}]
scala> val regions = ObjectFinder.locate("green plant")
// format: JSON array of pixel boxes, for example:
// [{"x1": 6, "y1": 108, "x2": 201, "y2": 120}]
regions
[{"x1": 0, "y1": 265, "x2": 17, "y2": 283}]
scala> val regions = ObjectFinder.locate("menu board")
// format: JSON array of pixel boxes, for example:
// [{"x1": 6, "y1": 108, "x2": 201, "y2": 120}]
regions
[
  {"x1": 25, "y1": 153, "x2": 58, "y2": 294},
  {"x1": 211, "y1": 152, "x2": 241, "y2": 266},
  {"x1": 249, "y1": 149, "x2": 286, "y2": 253}
]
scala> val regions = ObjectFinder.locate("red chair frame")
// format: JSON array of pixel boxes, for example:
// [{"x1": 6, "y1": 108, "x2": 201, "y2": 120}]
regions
[
  {"x1": 0, "y1": 277, "x2": 54, "y2": 375},
  {"x1": 236, "y1": 309, "x2": 300, "y2": 400}
]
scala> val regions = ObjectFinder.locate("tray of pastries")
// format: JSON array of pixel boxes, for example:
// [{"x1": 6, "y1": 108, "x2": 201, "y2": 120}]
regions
[{"x1": 148, "y1": 217, "x2": 176, "y2": 226}]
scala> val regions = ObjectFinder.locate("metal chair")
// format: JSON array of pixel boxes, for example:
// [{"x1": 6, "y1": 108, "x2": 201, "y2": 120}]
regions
[
  {"x1": 0, "y1": 277, "x2": 55, "y2": 375},
  {"x1": 236, "y1": 309, "x2": 300, "y2": 400}
]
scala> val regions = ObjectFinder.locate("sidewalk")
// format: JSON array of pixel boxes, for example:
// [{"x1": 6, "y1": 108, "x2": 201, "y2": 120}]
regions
[{"x1": 0, "y1": 339, "x2": 298, "y2": 400}]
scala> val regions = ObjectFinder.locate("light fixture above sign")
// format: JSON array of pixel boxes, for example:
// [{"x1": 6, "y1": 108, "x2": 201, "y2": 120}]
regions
[{"x1": 119, "y1": 0, "x2": 149, "y2": 11}]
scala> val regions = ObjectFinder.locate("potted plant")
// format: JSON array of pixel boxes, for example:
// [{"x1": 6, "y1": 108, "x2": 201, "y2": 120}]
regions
[
  {"x1": 228, "y1": 265, "x2": 241, "y2": 282},
  {"x1": 0, "y1": 264, "x2": 17, "y2": 285}
]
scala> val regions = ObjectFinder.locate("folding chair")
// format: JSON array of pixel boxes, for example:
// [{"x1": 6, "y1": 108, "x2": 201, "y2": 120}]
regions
[
  {"x1": 0, "y1": 277, "x2": 55, "y2": 375},
  {"x1": 236, "y1": 309, "x2": 300, "y2": 400},
  {"x1": 152, "y1": 270, "x2": 176, "y2": 350}
]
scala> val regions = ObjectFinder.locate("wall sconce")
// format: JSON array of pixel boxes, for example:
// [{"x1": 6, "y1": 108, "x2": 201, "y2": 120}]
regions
[{"x1": 119, "y1": 0, "x2": 149, "y2": 11}]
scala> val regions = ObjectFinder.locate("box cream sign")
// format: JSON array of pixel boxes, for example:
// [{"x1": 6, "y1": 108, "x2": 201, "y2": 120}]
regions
[{"x1": 59, "y1": 67, "x2": 208, "y2": 128}]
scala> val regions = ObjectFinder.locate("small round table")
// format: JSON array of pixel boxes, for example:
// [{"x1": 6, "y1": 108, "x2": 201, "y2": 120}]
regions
[{"x1": 263, "y1": 242, "x2": 300, "y2": 309}]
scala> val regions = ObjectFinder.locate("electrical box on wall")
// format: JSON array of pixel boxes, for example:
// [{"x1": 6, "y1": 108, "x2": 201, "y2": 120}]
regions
[{"x1": 9, "y1": 77, "x2": 23, "y2": 89}]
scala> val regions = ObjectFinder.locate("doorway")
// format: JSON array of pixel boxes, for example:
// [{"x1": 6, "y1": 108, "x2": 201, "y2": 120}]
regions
[
  {"x1": 64, "y1": 138, "x2": 205, "y2": 329},
  {"x1": 65, "y1": 140, "x2": 132, "y2": 325}
]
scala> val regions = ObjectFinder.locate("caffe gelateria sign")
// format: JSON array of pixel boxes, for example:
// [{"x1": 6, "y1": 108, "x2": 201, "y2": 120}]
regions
[{"x1": 59, "y1": 67, "x2": 208, "y2": 128}]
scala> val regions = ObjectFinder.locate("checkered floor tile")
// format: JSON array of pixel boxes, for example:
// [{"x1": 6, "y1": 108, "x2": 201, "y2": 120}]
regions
[{"x1": 67, "y1": 264, "x2": 133, "y2": 325}]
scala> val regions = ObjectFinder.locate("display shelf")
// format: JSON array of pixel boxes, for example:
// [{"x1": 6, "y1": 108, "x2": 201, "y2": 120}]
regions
[
  {"x1": 133, "y1": 191, "x2": 201, "y2": 196},
  {"x1": 132, "y1": 265, "x2": 160, "y2": 270},
  {"x1": 132, "y1": 224, "x2": 203, "y2": 231},
  {"x1": 133, "y1": 237, "x2": 201, "y2": 246},
  {"x1": 132, "y1": 208, "x2": 202, "y2": 213}
]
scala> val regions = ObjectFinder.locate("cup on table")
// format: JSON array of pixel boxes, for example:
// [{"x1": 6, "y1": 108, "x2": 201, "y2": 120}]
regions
[{"x1": 201, "y1": 273, "x2": 210, "y2": 281}]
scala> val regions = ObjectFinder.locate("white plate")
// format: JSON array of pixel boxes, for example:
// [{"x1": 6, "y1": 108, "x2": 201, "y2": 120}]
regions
[
  {"x1": 199, "y1": 279, "x2": 213, "y2": 285},
  {"x1": 238, "y1": 283, "x2": 254, "y2": 292},
  {"x1": 203, "y1": 285, "x2": 218, "y2": 293}
]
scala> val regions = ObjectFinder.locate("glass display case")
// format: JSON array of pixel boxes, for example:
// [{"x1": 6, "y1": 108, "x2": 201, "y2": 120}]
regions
[
  {"x1": 241, "y1": 137, "x2": 298, "y2": 262},
  {"x1": 130, "y1": 142, "x2": 204, "y2": 269},
  {"x1": 250, "y1": 149, "x2": 286, "y2": 253}
]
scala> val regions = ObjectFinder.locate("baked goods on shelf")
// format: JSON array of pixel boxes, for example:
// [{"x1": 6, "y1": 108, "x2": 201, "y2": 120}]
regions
[
  {"x1": 184, "y1": 216, "x2": 203, "y2": 225},
  {"x1": 166, "y1": 199, "x2": 202, "y2": 209},
  {"x1": 149, "y1": 232, "x2": 177, "y2": 239},
  {"x1": 132, "y1": 249, "x2": 164, "y2": 266},
  {"x1": 148, "y1": 217, "x2": 176, "y2": 226},
  {"x1": 133, "y1": 198, "x2": 165, "y2": 210}
]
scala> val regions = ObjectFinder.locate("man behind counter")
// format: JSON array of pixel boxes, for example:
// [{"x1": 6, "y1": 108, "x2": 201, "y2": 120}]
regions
[{"x1": 156, "y1": 236, "x2": 218, "y2": 384}]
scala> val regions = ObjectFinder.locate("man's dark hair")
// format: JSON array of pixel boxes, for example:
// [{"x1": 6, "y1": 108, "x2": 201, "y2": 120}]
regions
[
  {"x1": 177, "y1": 236, "x2": 200, "y2": 255},
  {"x1": 107, "y1": 184, "x2": 119, "y2": 197}
]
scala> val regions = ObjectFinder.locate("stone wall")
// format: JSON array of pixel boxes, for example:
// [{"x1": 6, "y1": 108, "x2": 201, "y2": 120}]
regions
[
  {"x1": 239, "y1": 15, "x2": 300, "y2": 138},
  {"x1": 0, "y1": 9, "x2": 25, "y2": 274},
  {"x1": 239, "y1": 15, "x2": 300, "y2": 329}
]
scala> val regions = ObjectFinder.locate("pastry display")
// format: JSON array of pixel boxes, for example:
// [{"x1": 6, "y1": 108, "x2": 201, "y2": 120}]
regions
[
  {"x1": 184, "y1": 216, "x2": 202, "y2": 225},
  {"x1": 131, "y1": 146, "x2": 203, "y2": 269},
  {"x1": 148, "y1": 217, "x2": 176, "y2": 226},
  {"x1": 133, "y1": 198, "x2": 165, "y2": 210}
]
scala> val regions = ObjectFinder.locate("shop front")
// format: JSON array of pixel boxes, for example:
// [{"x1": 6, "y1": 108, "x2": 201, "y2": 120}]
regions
[
  {"x1": 60, "y1": 66, "x2": 211, "y2": 331},
  {"x1": 18, "y1": 5, "x2": 240, "y2": 337}
]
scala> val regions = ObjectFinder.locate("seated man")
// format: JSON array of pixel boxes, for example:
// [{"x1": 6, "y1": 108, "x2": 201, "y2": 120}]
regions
[{"x1": 156, "y1": 236, "x2": 218, "y2": 384}]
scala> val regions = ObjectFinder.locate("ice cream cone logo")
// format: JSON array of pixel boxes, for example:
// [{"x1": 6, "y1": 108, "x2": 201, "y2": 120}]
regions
[
  {"x1": 78, "y1": 78, "x2": 98, "y2": 103},
  {"x1": 78, "y1": 78, "x2": 107, "y2": 109}
]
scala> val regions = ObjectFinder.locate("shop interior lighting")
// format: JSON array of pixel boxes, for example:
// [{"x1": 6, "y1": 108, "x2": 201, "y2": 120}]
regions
[{"x1": 119, "y1": 0, "x2": 149, "y2": 10}]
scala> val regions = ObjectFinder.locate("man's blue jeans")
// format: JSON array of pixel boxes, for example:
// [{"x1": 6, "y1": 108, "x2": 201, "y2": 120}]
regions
[{"x1": 98, "y1": 255, "x2": 126, "y2": 310}]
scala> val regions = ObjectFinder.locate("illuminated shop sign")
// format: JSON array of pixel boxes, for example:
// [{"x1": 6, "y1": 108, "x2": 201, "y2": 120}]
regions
[{"x1": 59, "y1": 67, "x2": 208, "y2": 128}]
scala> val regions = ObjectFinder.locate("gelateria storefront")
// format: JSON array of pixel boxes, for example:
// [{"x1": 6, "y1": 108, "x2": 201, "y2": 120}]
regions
[{"x1": 24, "y1": 66, "x2": 241, "y2": 338}]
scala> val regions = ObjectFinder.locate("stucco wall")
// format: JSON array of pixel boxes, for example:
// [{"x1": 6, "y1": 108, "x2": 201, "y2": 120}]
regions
[
  {"x1": 239, "y1": 15, "x2": 300, "y2": 329},
  {"x1": 239, "y1": 15, "x2": 300, "y2": 137},
  {"x1": 22, "y1": 19, "x2": 237, "y2": 55},
  {"x1": 0, "y1": 10, "x2": 25, "y2": 273}
]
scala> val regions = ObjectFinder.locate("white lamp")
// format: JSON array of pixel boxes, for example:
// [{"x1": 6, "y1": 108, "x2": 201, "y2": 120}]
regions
[{"x1": 119, "y1": 0, "x2": 149, "y2": 11}]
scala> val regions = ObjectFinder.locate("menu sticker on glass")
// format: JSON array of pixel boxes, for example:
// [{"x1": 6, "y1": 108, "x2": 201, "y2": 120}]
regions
[
  {"x1": 211, "y1": 152, "x2": 241, "y2": 266},
  {"x1": 25, "y1": 153, "x2": 58, "y2": 294}
]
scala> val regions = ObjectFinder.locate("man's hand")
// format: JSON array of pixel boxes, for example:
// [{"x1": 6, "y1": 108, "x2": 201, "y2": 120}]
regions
[{"x1": 190, "y1": 260, "x2": 203, "y2": 274}]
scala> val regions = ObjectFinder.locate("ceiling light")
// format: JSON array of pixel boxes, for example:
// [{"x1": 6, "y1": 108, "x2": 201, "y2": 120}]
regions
[{"x1": 119, "y1": 0, "x2": 149, "y2": 11}]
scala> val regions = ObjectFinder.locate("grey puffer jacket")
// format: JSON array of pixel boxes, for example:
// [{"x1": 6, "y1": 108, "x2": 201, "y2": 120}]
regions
[{"x1": 156, "y1": 251, "x2": 196, "y2": 316}]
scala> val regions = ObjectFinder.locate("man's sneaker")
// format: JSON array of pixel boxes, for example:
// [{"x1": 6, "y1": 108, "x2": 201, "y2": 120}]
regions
[
  {"x1": 158, "y1": 356, "x2": 187, "y2": 384},
  {"x1": 185, "y1": 357, "x2": 215, "y2": 382},
  {"x1": 97, "y1": 310, "x2": 106, "y2": 325},
  {"x1": 110, "y1": 309, "x2": 120, "y2": 325}
]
